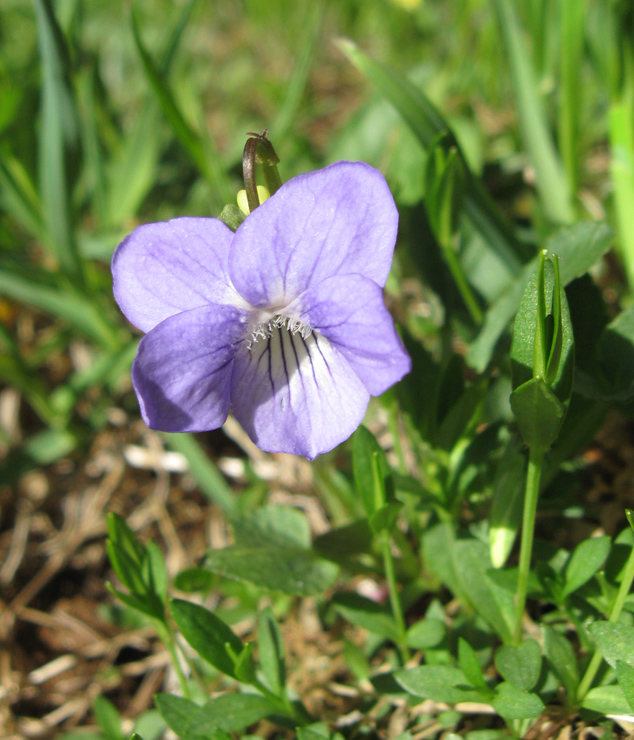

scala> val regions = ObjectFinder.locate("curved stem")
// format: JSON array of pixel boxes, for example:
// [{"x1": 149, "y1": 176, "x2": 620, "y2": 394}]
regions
[
  {"x1": 577, "y1": 543, "x2": 634, "y2": 701},
  {"x1": 380, "y1": 531, "x2": 410, "y2": 663},
  {"x1": 513, "y1": 447, "x2": 544, "y2": 644}
]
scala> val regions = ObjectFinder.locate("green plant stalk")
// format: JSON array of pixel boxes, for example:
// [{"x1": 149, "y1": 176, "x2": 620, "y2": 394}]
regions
[
  {"x1": 380, "y1": 531, "x2": 410, "y2": 662},
  {"x1": 558, "y1": 0, "x2": 584, "y2": 197},
  {"x1": 252, "y1": 678, "x2": 311, "y2": 726},
  {"x1": 441, "y1": 238, "x2": 484, "y2": 325},
  {"x1": 576, "y1": 543, "x2": 634, "y2": 701},
  {"x1": 513, "y1": 446, "x2": 544, "y2": 644},
  {"x1": 492, "y1": 0, "x2": 574, "y2": 225},
  {"x1": 157, "y1": 622, "x2": 191, "y2": 699}
]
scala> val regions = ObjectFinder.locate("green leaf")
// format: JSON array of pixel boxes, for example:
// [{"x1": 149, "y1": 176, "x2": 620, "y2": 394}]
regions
[
  {"x1": 233, "y1": 642, "x2": 257, "y2": 685},
  {"x1": 489, "y1": 444, "x2": 525, "y2": 568},
  {"x1": 173, "y1": 567, "x2": 216, "y2": 593},
  {"x1": 94, "y1": 696, "x2": 125, "y2": 740},
  {"x1": 107, "y1": 542, "x2": 149, "y2": 598},
  {"x1": 589, "y1": 621, "x2": 634, "y2": 669},
  {"x1": 468, "y1": 222, "x2": 611, "y2": 372},
  {"x1": 105, "y1": 583, "x2": 160, "y2": 621},
  {"x1": 232, "y1": 506, "x2": 310, "y2": 550},
  {"x1": 395, "y1": 665, "x2": 479, "y2": 704},
  {"x1": 297, "y1": 724, "x2": 345, "y2": 740},
  {"x1": 204, "y1": 547, "x2": 338, "y2": 596},
  {"x1": 510, "y1": 377, "x2": 567, "y2": 452},
  {"x1": 33, "y1": 0, "x2": 83, "y2": 282},
  {"x1": 458, "y1": 638, "x2": 488, "y2": 690},
  {"x1": 156, "y1": 693, "x2": 277, "y2": 738},
  {"x1": 454, "y1": 539, "x2": 515, "y2": 644},
  {"x1": 107, "y1": 513, "x2": 145, "y2": 567},
  {"x1": 313, "y1": 519, "x2": 373, "y2": 559},
  {"x1": 336, "y1": 38, "x2": 525, "y2": 281},
  {"x1": 490, "y1": 682, "x2": 544, "y2": 720},
  {"x1": 494, "y1": 639, "x2": 542, "y2": 691},
  {"x1": 599, "y1": 303, "x2": 634, "y2": 399},
  {"x1": 352, "y1": 425, "x2": 391, "y2": 519},
  {"x1": 542, "y1": 626, "x2": 579, "y2": 700},
  {"x1": 258, "y1": 607, "x2": 286, "y2": 697},
  {"x1": 203, "y1": 507, "x2": 338, "y2": 595},
  {"x1": 617, "y1": 660, "x2": 634, "y2": 712},
  {"x1": 332, "y1": 593, "x2": 401, "y2": 643},
  {"x1": 144, "y1": 541, "x2": 168, "y2": 606},
  {"x1": 405, "y1": 618, "x2": 446, "y2": 650},
  {"x1": 510, "y1": 251, "x2": 574, "y2": 451},
  {"x1": 170, "y1": 599, "x2": 243, "y2": 678},
  {"x1": 581, "y1": 684, "x2": 632, "y2": 716},
  {"x1": 562, "y1": 536, "x2": 611, "y2": 598},
  {"x1": 511, "y1": 254, "x2": 574, "y2": 401}
]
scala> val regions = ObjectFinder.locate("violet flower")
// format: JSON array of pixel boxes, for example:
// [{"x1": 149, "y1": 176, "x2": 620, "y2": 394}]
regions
[{"x1": 112, "y1": 161, "x2": 411, "y2": 459}]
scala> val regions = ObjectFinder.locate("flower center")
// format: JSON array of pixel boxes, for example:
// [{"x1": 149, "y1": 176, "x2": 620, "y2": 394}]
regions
[{"x1": 246, "y1": 313, "x2": 312, "y2": 350}]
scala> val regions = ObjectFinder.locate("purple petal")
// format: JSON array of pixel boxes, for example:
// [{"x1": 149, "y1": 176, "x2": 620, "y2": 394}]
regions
[
  {"x1": 230, "y1": 329, "x2": 370, "y2": 459},
  {"x1": 291, "y1": 274, "x2": 411, "y2": 396},
  {"x1": 132, "y1": 304, "x2": 248, "y2": 432},
  {"x1": 112, "y1": 217, "x2": 242, "y2": 333},
  {"x1": 229, "y1": 161, "x2": 399, "y2": 308}
]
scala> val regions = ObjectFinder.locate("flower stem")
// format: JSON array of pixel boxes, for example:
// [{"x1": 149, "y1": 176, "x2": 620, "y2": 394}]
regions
[
  {"x1": 380, "y1": 531, "x2": 410, "y2": 662},
  {"x1": 513, "y1": 446, "x2": 544, "y2": 644},
  {"x1": 441, "y1": 239, "x2": 483, "y2": 325},
  {"x1": 242, "y1": 130, "x2": 282, "y2": 212},
  {"x1": 576, "y1": 541, "x2": 634, "y2": 702},
  {"x1": 157, "y1": 621, "x2": 191, "y2": 699}
]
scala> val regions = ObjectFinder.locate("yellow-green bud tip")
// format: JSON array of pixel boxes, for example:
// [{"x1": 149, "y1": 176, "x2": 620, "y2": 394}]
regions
[{"x1": 237, "y1": 186, "x2": 270, "y2": 216}]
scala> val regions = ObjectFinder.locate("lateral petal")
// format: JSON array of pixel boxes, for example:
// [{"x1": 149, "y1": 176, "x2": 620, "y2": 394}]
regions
[
  {"x1": 229, "y1": 161, "x2": 399, "y2": 308},
  {"x1": 291, "y1": 274, "x2": 411, "y2": 396},
  {"x1": 231, "y1": 328, "x2": 370, "y2": 459},
  {"x1": 132, "y1": 304, "x2": 248, "y2": 432},
  {"x1": 112, "y1": 217, "x2": 242, "y2": 333}
]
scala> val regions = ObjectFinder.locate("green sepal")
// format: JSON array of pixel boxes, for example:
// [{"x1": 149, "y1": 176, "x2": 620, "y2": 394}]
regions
[
  {"x1": 510, "y1": 376, "x2": 567, "y2": 453},
  {"x1": 219, "y1": 203, "x2": 246, "y2": 232},
  {"x1": 510, "y1": 251, "x2": 574, "y2": 451}
]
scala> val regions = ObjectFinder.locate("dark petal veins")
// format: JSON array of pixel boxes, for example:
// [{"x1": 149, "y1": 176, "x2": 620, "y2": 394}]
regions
[{"x1": 231, "y1": 329, "x2": 370, "y2": 459}]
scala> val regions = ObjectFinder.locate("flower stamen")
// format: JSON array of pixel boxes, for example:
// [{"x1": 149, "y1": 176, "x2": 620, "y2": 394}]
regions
[{"x1": 246, "y1": 314, "x2": 312, "y2": 350}]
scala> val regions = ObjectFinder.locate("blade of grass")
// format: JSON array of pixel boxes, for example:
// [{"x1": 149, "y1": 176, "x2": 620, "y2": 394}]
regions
[
  {"x1": 270, "y1": 1, "x2": 324, "y2": 142},
  {"x1": 0, "y1": 267, "x2": 120, "y2": 350},
  {"x1": 77, "y1": 69, "x2": 108, "y2": 227},
  {"x1": 106, "y1": 0, "x2": 200, "y2": 225},
  {"x1": 337, "y1": 39, "x2": 527, "y2": 285},
  {"x1": 33, "y1": 0, "x2": 84, "y2": 283},
  {"x1": 558, "y1": 0, "x2": 585, "y2": 197},
  {"x1": 164, "y1": 432, "x2": 236, "y2": 515},
  {"x1": 610, "y1": 98, "x2": 634, "y2": 288},
  {"x1": 491, "y1": 0, "x2": 574, "y2": 225},
  {"x1": 0, "y1": 154, "x2": 45, "y2": 240},
  {"x1": 130, "y1": 6, "x2": 232, "y2": 210},
  {"x1": 0, "y1": 324, "x2": 60, "y2": 426}
]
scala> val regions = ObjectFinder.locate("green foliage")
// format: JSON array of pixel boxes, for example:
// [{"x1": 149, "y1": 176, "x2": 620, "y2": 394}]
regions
[
  {"x1": 5, "y1": 0, "x2": 634, "y2": 736},
  {"x1": 202, "y1": 506, "x2": 338, "y2": 595}
]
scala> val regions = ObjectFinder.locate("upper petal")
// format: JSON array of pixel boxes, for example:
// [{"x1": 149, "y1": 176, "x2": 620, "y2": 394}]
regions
[
  {"x1": 229, "y1": 161, "x2": 399, "y2": 308},
  {"x1": 291, "y1": 274, "x2": 411, "y2": 397},
  {"x1": 112, "y1": 217, "x2": 241, "y2": 333},
  {"x1": 230, "y1": 328, "x2": 370, "y2": 459},
  {"x1": 132, "y1": 303, "x2": 248, "y2": 432}
]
